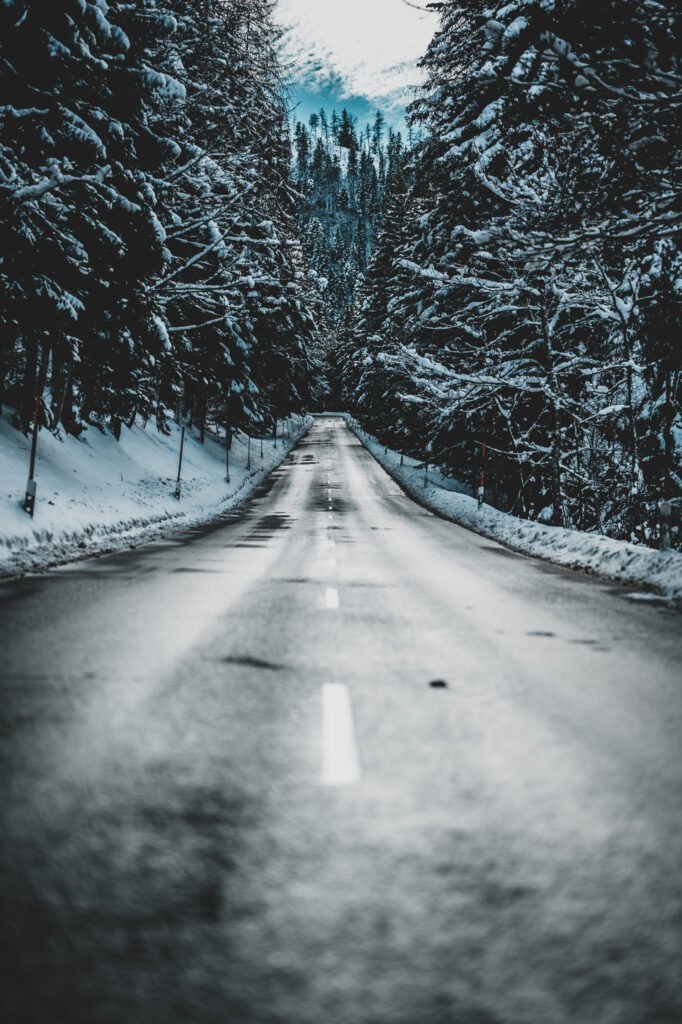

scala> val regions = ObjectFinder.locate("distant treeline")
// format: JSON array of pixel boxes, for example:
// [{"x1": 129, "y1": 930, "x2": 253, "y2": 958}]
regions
[{"x1": 292, "y1": 107, "x2": 410, "y2": 407}]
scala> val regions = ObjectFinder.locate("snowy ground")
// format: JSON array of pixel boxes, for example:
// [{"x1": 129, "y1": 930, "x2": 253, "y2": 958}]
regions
[
  {"x1": 347, "y1": 418, "x2": 682, "y2": 603},
  {"x1": 0, "y1": 411, "x2": 310, "y2": 578}
]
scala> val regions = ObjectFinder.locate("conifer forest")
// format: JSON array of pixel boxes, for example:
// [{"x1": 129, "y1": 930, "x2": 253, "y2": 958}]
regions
[
  {"x1": 337, "y1": 1, "x2": 681, "y2": 546},
  {"x1": 0, "y1": 0, "x2": 679, "y2": 546},
  {"x1": 1, "y1": 6, "x2": 682, "y2": 1023},
  {"x1": 0, "y1": 0, "x2": 317, "y2": 444}
]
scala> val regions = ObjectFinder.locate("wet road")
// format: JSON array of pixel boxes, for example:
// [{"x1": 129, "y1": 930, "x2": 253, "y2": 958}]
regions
[{"x1": 1, "y1": 417, "x2": 681, "y2": 1024}]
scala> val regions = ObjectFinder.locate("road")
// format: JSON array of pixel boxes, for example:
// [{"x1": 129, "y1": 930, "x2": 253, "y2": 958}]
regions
[{"x1": 1, "y1": 416, "x2": 681, "y2": 1024}]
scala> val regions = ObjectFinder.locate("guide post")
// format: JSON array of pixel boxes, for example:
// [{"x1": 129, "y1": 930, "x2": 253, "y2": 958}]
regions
[
  {"x1": 23, "y1": 395, "x2": 40, "y2": 518},
  {"x1": 174, "y1": 426, "x2": 185, "y2": 500},
  {"x1": 478, "y1": 439, "x2": 487, "y2": 510}
]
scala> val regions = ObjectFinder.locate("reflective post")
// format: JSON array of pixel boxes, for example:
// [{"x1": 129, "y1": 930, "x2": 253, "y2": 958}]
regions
[
  {"x1": 478, "y1": 438, "x2": 487, "y2": 510},
  {"x1": 174, "y1": 426, "x2": 185, "y2": 499},
  {"x1": 23, "y1": 395, "x2": 40, "y2": 517}
]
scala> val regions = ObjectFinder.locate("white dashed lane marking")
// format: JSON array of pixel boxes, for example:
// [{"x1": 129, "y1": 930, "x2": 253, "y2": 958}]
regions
[
  {"x1": 325, "y1": 587, "x2": 340, "y2": 610},
  {"x1": 322, "y1": 684, "x2": 361, "y2": 787}
]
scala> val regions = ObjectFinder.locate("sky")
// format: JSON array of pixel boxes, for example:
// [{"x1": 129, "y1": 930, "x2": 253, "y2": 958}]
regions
[{"x1": 275, "y1": 0, "x2": 437, "y2": 131}]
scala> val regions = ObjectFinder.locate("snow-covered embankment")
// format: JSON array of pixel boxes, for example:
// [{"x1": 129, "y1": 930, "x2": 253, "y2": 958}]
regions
[
  {"x1": 0, "y1": 413, "x2": 310, "y2": 578},
  {"x1": 348, "y1": 418, "x2": 682, "y2": 602}
]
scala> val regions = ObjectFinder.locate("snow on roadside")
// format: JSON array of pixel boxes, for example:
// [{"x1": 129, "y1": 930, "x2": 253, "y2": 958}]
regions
[
  {"x1": 0, "y1": 412, "x2": 311, "y2": 579},
  {"x1": 347, "y1": 418, "x2": 682, "y2": 602}
]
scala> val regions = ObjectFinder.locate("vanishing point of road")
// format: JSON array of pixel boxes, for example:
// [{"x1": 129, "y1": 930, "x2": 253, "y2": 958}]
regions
[{"x1": 1, "y1": 417, "x2": 681, "y2": 1023}]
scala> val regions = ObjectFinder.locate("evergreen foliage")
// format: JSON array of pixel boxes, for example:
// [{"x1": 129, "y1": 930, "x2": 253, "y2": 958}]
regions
[
  {"x1": 341, "y1": 0, "x2": 681, "y2": 545},
  {"x1": 292, "y1": 105, "x2": 409, "y2": 405},
  {"x1": 0, "y1": 0, "x2": 317, "y2": 441}
]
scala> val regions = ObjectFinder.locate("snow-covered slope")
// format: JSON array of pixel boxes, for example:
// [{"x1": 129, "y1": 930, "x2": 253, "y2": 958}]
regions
[
  {"x1": 348, "y1": 418, "x2": 682, "y2": 602},
  {"x1": 0, "y1": 412, "x2": 310, "y2": 578}
]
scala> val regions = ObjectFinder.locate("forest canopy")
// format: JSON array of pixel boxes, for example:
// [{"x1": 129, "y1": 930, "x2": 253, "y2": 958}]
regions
[
  {"x1": 0, "y1": 0, "x2": 316, "y2": 440},
  {"x1": 336, "y1": 0, "x2": 681, "y2": 546}
]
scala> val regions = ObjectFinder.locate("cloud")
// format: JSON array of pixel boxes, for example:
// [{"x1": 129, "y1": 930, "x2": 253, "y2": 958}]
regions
[{"x1": 276, "y1": 0, "x2": 436, "y2": 112}]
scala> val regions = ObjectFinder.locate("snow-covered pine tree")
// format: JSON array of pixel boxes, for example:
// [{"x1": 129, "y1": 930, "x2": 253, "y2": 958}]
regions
[
  {"x1": 154, "y1": 0, "x2": 317, "y2": 438},
  {"x1": 0, "y1": 0, "x2": 318, "y2": 444},
  {"x1": 347, "y1": 0, "x2": 680, "y2": 543},
  {"x1": 0, "y1": 1, "x2": 184, "y2": 434},
  {"x1": 294, "y1": 107, "x2": 409, "y2": 401}
]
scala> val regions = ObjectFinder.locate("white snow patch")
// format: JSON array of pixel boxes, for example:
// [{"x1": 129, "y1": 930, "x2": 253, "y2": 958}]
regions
[
  {"x1": 348, "y1": 418, "x2": 682, "y2": 603},
  {"x1": 0, "y1": 412, "x2": 311, "y2": 578}
]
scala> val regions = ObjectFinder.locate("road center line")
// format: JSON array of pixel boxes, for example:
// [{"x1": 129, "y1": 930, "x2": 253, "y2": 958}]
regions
[
  {"x1": 325, "y1": 587, "x2": 340, "y2": 610},
  {"x1": 322, "y1": 684, "x2": 361, "y2": 786}
]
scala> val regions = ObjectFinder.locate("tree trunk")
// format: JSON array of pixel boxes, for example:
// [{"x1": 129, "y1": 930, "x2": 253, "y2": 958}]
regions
[
  {"x1": 50, "y1": 343, "x2": 64, "y2": 425},
  {"x1": 621, "y1": 326, "x2": 641, "y2": 539},
  {"x1": 539, "y1": 300, "x2": 567, "y2": 528},
  {"x1": 0, "y1": 336, "x2": 7, "y2": 414},
  {"x1": 20, "y1": 337, "x2": 39, "y2": 431},
  {"x1": 61, "y1": 374, "x2": 82, "y2": 436},
  {"x1": 663, "y1": 370, "x2": 674, "y2": 500},
  {"x1": 199, "y1": 391, "x2": 206, "y2": 445},
  {"x1": 573, "y1": 423, "x2": 584, "y2": 530},
  {"x1": 53, "y1": 367, "x2": 71, "y2": 429}
]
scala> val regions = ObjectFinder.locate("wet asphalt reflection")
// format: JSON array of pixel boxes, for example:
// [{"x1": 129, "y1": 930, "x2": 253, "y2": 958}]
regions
[{"x1": 1, "y1": 417, "x2": 681, "y2": 1024}]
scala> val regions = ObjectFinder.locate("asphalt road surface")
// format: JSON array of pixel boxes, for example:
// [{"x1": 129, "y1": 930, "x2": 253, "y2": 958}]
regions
[{"x1": 1, "y1": 417, "x2": 681, "y2": 1024}]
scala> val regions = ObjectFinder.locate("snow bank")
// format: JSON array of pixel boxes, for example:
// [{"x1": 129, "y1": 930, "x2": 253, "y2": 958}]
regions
[
  {"x1": 348, "y1": 418, "x2": 682, "y2": 602},
  {"x1": 0, "y1": 413, "x2": 310, "y2": 578}
]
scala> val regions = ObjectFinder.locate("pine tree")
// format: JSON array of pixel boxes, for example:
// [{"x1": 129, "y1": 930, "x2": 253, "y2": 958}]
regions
[
  {"x1": 0, "y1": 0, "x2": 318, "y2": 443},
  {"x1": 338, "y1": 109, "x2": 358, "y2": 151},
  {"x1": 0, "y1": 0, "x2": 181, "y2": 432},
  {"x1": 344, "y1": 0, "x2": 681, "y2": 543}
]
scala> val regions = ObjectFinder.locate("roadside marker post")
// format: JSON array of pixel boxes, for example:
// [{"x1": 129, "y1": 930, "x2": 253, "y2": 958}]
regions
[
  {"x1": 24, "y1": 478, "x2": 37, "y2": 518},
  {"x1": 23, "y1": 395, "x2": 40, "y2": 517},
  {"x1": 174, "y1": 426, "x2": 185, "y2": 500},
  {"x1": 478, "y1": 439, "x2": 487, "y2": 510}
]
